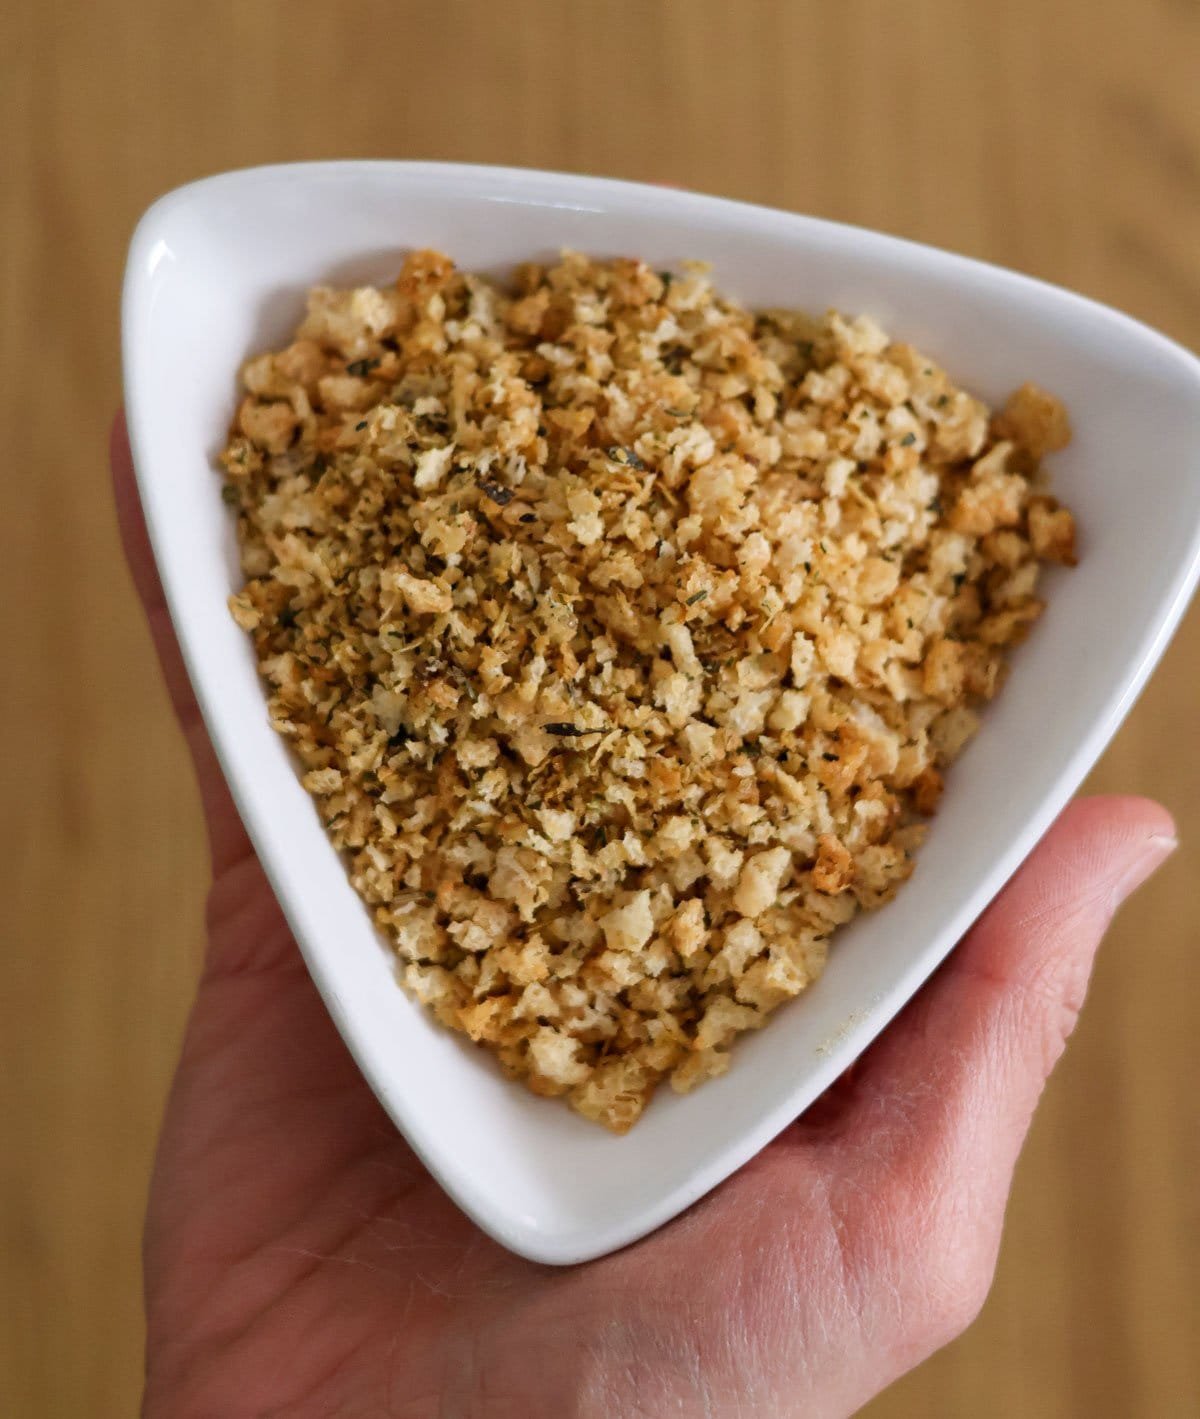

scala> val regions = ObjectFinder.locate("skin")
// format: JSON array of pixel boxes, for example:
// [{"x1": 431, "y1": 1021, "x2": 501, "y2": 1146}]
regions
[{"x1": 112, "y1": 415, "x2": 1177, "y2": 1419}]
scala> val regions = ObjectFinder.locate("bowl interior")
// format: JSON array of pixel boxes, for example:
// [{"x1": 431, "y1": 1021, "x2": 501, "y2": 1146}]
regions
[{"x1": 123, "y1": 163, "x2": 1200, "y2": 1263}]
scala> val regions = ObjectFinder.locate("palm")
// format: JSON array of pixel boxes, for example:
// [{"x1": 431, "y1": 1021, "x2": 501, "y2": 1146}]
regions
[
  {"x1": 142, "y1": 856, "x2": 461, "y2": 1409},
  {"x1": 143, "y1": 856, "x2": 859, "y2": 1418},
  {"x1": 136, "y1": 835, "x2": 1092, "y2": 1419},
  {"x1": 114, "y1": 416, "x2": 1173, "y2": 1418}
]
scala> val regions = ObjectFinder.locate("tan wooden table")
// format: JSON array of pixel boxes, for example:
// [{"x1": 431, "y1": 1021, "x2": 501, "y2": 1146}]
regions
[{"x1": 3, "y1": 2, "x2": 1197, "y2": 1413}]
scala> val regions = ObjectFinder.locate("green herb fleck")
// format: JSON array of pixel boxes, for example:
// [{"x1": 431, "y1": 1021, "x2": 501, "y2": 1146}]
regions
[
  {"x1": 685, "y1": 589, "x2": 709, "y2": 606},
  {"x1": 608, "y1": 445, "x2": 646, "y2": 471},
  {"x1": 900, "y1": 432, "x2": 917, "y2": 447},
  {"x1": 479, "y1": 481, "x2": 514, "y2": 506}
]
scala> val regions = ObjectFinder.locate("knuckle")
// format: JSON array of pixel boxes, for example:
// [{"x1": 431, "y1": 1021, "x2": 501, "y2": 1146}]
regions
[
  {"x1": 905, "y1": 1213, "x2": 996, "y2": 1346},
  {"x1": 930, "y1": 1259, "x2": 991, "y2": 1341}
]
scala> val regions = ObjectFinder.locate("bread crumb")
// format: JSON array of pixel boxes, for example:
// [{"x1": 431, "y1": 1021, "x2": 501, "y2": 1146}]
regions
[{"x1": 221, "y1": 248, "x2": 1075, "y2": 1131}]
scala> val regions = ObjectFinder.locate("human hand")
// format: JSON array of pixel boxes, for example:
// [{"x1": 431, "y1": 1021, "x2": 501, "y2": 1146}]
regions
[{"x1": 113, "y1": 413, "x2": 1176, "y2": 1418}]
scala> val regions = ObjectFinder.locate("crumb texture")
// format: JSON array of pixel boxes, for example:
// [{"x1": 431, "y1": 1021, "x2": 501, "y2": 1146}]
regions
[{"x1": 221, "y1": 250, "x2": 1075, "y2": 1131}]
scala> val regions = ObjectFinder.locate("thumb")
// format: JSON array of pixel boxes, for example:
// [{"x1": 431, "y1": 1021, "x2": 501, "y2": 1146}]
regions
[
  {"x1": 838, "y1": 795, "x2": 1175, "y2": 1220},
  {"x1": 815, "y1": 796, "x2": 1175, "y2": 1354}
]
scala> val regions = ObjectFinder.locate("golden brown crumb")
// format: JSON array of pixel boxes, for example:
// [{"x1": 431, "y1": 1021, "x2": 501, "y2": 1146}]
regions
[
  {"x1": 911, "y1": 766, "x2": 945, "y2": 816},
  {"x1": 1027, "y1": 496, "x2": 1078, "y2": 566},
  {"x1": 812, "y1": 835, "x2": 856, "y2": 894},
  {"x1": 994, "y1": 381, "x2": 1072, "y2": 460},
  {"x1": 220, "y1": 250, "x2": 1074, "y2": 1132}
]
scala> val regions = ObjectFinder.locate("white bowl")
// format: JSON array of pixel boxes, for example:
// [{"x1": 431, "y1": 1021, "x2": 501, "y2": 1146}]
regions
[{"x1": 122, "y1": 162, "x2": 1200, "y2": 1265}]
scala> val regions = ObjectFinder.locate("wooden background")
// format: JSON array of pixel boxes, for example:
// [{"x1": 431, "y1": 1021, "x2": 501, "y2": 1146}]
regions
[{"x1": 3, "y1": 1, "x2": 1198, "y2": 1413}]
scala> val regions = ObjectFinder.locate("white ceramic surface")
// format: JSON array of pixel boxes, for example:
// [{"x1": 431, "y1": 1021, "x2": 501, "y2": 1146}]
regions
[{"x1": 122, "y1": 162, "x2": 1200, "y2": 1265}]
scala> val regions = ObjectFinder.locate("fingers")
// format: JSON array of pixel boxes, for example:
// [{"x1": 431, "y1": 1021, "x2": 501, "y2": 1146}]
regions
[{"x1": 111, "y1": 412, "x2": 252, "y2": 875}]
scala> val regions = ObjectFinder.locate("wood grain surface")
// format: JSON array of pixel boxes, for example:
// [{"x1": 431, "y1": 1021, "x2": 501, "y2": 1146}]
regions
[{"x1": 3, "y1": 1, "x2": 1198, "y2": 1414}]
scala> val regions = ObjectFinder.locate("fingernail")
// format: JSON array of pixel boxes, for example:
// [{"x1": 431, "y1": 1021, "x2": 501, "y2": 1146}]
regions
[{"x1": 1112, "y1": 832, "x2": 1178, "y2": 906}]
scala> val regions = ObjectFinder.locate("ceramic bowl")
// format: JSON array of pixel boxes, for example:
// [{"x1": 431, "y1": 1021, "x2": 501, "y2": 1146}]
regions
[{"x1": 122, "y1": 162, "x2": 1200, "y2": 1263}]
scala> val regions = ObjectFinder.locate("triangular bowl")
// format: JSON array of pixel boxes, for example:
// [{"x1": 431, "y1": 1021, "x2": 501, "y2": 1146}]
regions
[{"x1": 123, "y1": 162, "x2": 1200, "y2": 1264}]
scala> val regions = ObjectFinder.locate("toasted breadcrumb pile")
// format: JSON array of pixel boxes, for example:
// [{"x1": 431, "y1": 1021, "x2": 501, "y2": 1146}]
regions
[{"x1": 221, "y1": 249, "x2": 1075, "y2": 1132}]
